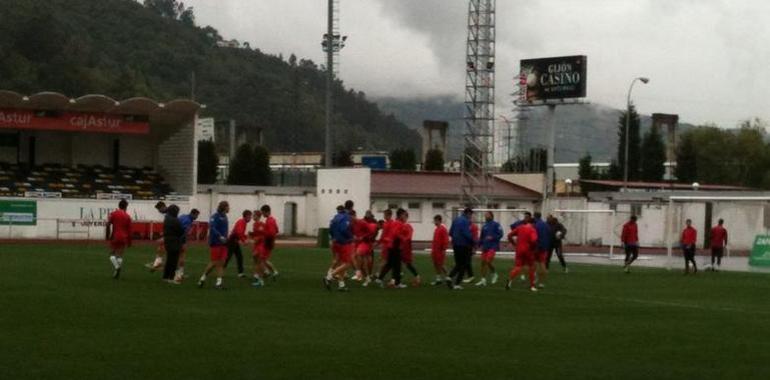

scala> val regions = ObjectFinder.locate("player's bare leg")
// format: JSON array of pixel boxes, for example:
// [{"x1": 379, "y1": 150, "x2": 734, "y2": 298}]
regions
[
  {"x1": 536, "y1": 262, "x2": 548, "y2": 288},
  {"x1": 109, "y1": 247, "x2": 125, "y2": 279}
]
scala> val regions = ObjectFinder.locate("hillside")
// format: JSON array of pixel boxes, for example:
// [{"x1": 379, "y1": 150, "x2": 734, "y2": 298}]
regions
[
  {"x1": 0, "y1": 0, "x2": 420, "y2": 153},
  {"x1": 377, "y1": 96, "x2": 695, "y2": 163}
]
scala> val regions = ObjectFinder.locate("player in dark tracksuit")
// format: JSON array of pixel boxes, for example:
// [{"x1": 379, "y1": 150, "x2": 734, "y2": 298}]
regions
[{"x1": 547, "y1": 216, "x2": 568, "y2": 273}]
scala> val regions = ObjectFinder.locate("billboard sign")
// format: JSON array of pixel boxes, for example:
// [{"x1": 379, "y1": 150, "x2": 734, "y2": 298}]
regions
[
  {"x1": 0, "y1": 199, "x2": 37, "y2": 225},
  {"x1": 519, "y1": 55, "x2": 587, "y2": 103},
  {"x1": 749, "y1": 235, "x2": 770, "y2": 267},
  {"x1": 0, "y1": 108, "x2": 149, "y2": 134}
]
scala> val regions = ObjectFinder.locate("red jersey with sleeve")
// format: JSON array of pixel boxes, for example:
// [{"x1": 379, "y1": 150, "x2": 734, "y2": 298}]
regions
[
  {"x1": 681, "y1": 226, "x2": 697, "y2": 246},
  {"x1": 263, "y1": 216, "x2": 279, "y2": 239},
  {"x1": 108, "y1": 209, "x2": 132, "y2": 241},
  {"x1": 364, "y1": 221, "x2": 379, "y2": 243},
  {"x1": 470, "y1": 223, "x2": 480, "y2": 246},
  {"x1": 512, "y1": 223, "x2": 538, "y2": 254},
  {"x1": 431, "y1": 224, "x2": 450, "y2": 254},
  {"x1": 399, "y1": 222, "x2": 414, "y2": 256},
  {"x1": 252, "y1": 220, "x2": 265, "y2": 241},
  {"x1": 621, "y1": 221, "x2": 639, "y2": 245},
  {"x1": 229, "y1": 218, "x2": 249, "y2": 243},
  {"x1": 379, "y1": 219, "x2": 398, "y2": 249},
  {"x1": 352, "y1": 219, "x2": 370, "y2": 242},
  {"x1": 710, "y1": 225, "x2": 728, "y2": 248}
]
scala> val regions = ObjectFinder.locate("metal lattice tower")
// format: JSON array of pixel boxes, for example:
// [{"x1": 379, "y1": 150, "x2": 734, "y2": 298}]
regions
[
  {"x1": 323, "y1": 0, "x2": 345, "y2": 167},
  {"x1": 461, "y1": 0, "x2": 496, "y2": 207}
]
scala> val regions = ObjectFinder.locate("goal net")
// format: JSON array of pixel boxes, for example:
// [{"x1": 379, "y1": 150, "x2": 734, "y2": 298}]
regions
[
  {"x1": 553, "y1": 209, "x2": 618, "y2": 259},
  {"x1": 665, "y1": 196, "x2": 770, "y2": 270}
]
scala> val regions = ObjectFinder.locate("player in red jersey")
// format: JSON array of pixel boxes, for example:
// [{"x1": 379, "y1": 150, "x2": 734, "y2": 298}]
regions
[
  {"x1": 225, "y1": 209, "x2": 252, "y2": 278},
  {"x1": 374, "y1": 209, "x2": 397, "y2": 283},
  {"x1": 621, "y1": 215, "x2": 640, "y2": 273},
  {"x1": 352, "y1": 210, "x2": 378, "y2": 286},
  {"x1": 710, "y1": 219, "x2": 728, "y2": 271},
  {"x1": 257, "y1": 205, "x2": 280, "y2": 283},
  {"x1": 376, "y1": 208, "x2": 410, "y2": 289},
  {"x1": 505, "y1": 212, "x2": 538, "y2": 292},
  {"x1": 430, "y1": 215, "x2": 450, "y2": 285},
  {"x1": 681, "y1": 219, "x2": 698, "y2": 274},
  {"x1": 250, "y1": 209, "x2": 265, "y2": 283},
  {"x1": 398, "y1": 211, "x2": 421, "y2": 287},
  {"x1": 106, "y1": 199, "x2": 132, "y2": 279}
]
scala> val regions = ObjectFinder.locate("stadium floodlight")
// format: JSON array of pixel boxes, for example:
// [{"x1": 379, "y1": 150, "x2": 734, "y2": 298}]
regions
[{"x1": 623, "y1": 76, "x2": 650, "y2": 191}]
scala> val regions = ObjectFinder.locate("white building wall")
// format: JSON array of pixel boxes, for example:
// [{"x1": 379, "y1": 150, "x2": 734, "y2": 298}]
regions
[
  {"x1": 156, "y1": 120, "x2": 196, "y2": 194},
  {"x1": 316, "y1": 168, "x2": 370, "y2": 230}
]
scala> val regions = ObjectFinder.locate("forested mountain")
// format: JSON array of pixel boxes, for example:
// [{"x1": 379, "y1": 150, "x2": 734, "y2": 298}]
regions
[{"x1": 0, "y1": 0, "x2": 420, "y2": 152}]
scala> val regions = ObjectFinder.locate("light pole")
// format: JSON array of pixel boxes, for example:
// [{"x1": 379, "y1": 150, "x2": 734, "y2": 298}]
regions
[{"x1": 623, "y1": 77, "x2": 649, "y2": 191}]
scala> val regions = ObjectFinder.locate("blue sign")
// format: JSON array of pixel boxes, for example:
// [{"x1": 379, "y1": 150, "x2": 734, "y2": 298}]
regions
[{"x1": 361, "y1": 156, "x2": 387, "y2": 170}]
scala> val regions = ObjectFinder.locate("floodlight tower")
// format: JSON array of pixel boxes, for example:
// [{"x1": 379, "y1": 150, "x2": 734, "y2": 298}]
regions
[
  {"x1": 461, "y1": 0, "x2": 496, "y2": 207},
  {"x1": 322, "y1": 0, "x2": 346, "y2": 167}
]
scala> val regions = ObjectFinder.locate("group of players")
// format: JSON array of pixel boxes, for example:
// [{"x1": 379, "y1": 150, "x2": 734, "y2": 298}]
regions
[
  {"x1": 105, "y1": 198, "x2": 732, "y2": 292},
  {"x1": 106, "y1": 199, "x2": 280, "y2": 289},
  {"x1": 322, "y1": 201, "x2": 571, "y2": 292}
]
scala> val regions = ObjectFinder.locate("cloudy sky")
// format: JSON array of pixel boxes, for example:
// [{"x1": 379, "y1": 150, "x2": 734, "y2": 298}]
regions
[{"x1": 185, "y1": 0, "x2": 770, "y2": 127}]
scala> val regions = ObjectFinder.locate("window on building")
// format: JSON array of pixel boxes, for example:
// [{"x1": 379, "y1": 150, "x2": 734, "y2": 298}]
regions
[
  {"x1": 407, "y1": 202, "x2": 422, "y2": 222},
  {"x1": 631, "y1": 204, "x2": 643, "y2": 217}
]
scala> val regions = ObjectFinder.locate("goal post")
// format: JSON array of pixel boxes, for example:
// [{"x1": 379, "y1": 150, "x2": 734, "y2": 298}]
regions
[
  {"x1": 666, "y1": 196, "x2": 770, "y2": 270},
  {"x1": 553, "y1": 209, "x2": 617, "y2": 259}
]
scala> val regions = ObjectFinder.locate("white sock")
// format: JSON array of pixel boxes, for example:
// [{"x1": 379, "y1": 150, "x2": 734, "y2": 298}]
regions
[
  {"x1": 109, "y1": 255, "x2": 118, "y2": 269},
  {"x1": 116, "y1": 257, "x2": 123, "y2": 269},
  {"x1": 153, "y1": 257, "x2": 163, "y2": 267},
  {"x1": 215, "y1": 277, "x2": 223, "y2": 286}
]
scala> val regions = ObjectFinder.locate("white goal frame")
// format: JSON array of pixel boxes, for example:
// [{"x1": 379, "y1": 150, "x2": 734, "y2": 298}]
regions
[
  {"x1": 553, "y1": 209, "x2": 617, "y2": 259},
  {"x1": 666, "y1": 196, "x2": 770, "y2": 269}
]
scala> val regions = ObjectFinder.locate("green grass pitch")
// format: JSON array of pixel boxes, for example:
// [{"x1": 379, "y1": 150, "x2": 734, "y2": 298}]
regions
[{"x1": 2, "y1": 243, "x2": 770, "y2": 379}]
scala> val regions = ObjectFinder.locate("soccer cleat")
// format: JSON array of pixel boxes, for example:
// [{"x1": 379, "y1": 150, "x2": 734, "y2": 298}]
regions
[
  {"x1": 395, "y1": 284, "x2": 408, "y2": 289},
  {"x1": 237, "y1": 273, "x2": 247, "y2": 278},
  {"x1": 530, "y1": 286, "x2": 538, "y2": 292},
  {"x1": 452, "y1": 285, "x2": 464, "y2": 291},
  {"x1": 490, "y1": 273, "x2": 499, "y2": 285},
  {"x1": 252, "y1": 280, "x2": 263, "y2": 288},
  {"x1": 462, "y1": 276, "x2": 474, "y2": 284},
  {"x1": 214, "y1": 284, "x2": 226, "y2": 290},
  {"x1": 271, "y1": 272, "x2": 280, "y2": 281},
  {"x1": 112, "y1": 267, "x2": 121, "y2": 279},
  {"x1": 337, "y1": 284, "x2": 349, "y2": 292},
  {"x1": 197, "y1": 279, "x2": 205, "y2": 288},
  {"x1": 374, "y1": 278, "x2": 384, "y2": 288},
  {"x1": 474, "y1": 279, "x2": 487, "y2": 287},
  {"x1": 362, "y1": 278, "x2": 371, "y2": 287},
  {"x1": 505, "y1": 280, "x2": 512, "y2": 290},
  {"x1": 431, "y1": 279, "x2": 443, "y2": 286},
  {"x1": 322, "y1": 277, "x2": 332, "y2": 291},
  {"x1": 537, "y1": 283, "x2": 545, "y2": 289},
  {"x1": 165, "y1": 279, "x2": 181, "y2": 285},
  {"x1": 411, "y1": 275, "x2": 421, "y2": 287}
]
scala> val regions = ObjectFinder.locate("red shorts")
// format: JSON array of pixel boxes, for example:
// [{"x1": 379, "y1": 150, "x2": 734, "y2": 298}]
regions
[
  {"x1": 253, "y1": 244, "x2": 272, "y2": 260},
  {"x1": 209, "y1": 246, "x2": 228, "y2": 261},
  {"x1": 481, "y1": 249, "x2": 496, "y2": 263},
  {"x1": 536, "y1": 250, "x2": 548, "y2": 263},
  {"x1": 332, "y1": 242, "x2": 354, "y2": 264},
  {"x1": 431, "y1": 250, "x2": 446, "y2": 267},
  {"x1": 515, "y1": 251, "x2": 535, "y2": 267},
  {"x1": 401, "y1": 249, "x2": 413, "y2": 264},
  {"x1": 110, "y1": 238, "x2": 128, "y2": 251},
  {"x1": 355, "y1": 242, "x2": 373, "y2": 257}
]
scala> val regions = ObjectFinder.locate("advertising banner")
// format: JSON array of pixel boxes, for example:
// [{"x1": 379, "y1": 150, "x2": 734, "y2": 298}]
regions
[
  {"x1": 0, "y1": 108, "x2": 149, "y2": 134},
  {"x1": 749, "y1": 235, "x2": 770, "y2": 267},
  {"x1": 0, "y1": 199, "x2": 37, "y2": 225},
  {"x1": 519, "y1": 55, "x2": 587, "y2": 103}
]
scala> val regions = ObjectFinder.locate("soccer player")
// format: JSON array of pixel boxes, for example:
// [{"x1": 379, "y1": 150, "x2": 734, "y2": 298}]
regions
[
  {"x1": 146, "y1": 201, "x2": 168, "y2": 271},
  {"x1": 352, "y1": 210, "x2": 378, "y2": 286},
  {"x1": 547, "y1": 215, "x2": 568, "y2": 273},
  {"x1": 258, "y1": 204, "x2": 280, "y2": 280},
  {"x1": 710, "y1": 219, "x2": 728, "y2": 271},
  {"x1": 430, "y1": 215, "x2": 450, "y2": 285},
  {"x1": 621, "y1": 215, "x2": 640, "y2": 273},
  {"x1": 681, "y1": 219, "x2": 698, "y2": 274},
  {"x1": 375, "y1": 209, "x2": 397, "y2": 279},
  {"x1": 161, "y1": 205, "x2": 183, "y2": 284},
  {"x1": 506, "y1": 213, "x2": 538, "y2": 292},
  {"x1": 250, "y1": 209, "x2": 266, "y2": 285},
  {"x1": 198, "y1": 201, "x2": 229, "y2": 289},
  {"x1": 399, "y1": 210, "x2": 421, "y2": 287},
  {"x1": 532, "y1": 212, "x2": 552, "y2": 288},
  {"x1": 225, "y1": 210, "x2": 252, "y2": 278},
  {"x1": 463, "y1": 221, "x2": 480, "y2": 283},
  {"x1": 106, "y1": 199, "x2": 132, "y2": 279},
  {"x1": 174, "y1": 208, "x2": 200, "y2": 282},
  {"x1": 376, "y1": 208, "x2": 409, "y2": 289},
  {"x1": 476, "y1": 211, "x2": 503, "y2": 287},
  {"x1": 447, "y1": 207, "x2": 474, "y2": 290},
  {"x1": 324, "y1": 205, "x2": 354, "y2": 291}
]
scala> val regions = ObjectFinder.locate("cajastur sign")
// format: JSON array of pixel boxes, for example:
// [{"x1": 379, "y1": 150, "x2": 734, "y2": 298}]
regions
[{"x1": 0, "y1": 108, "x2": 149, "y2": 134}]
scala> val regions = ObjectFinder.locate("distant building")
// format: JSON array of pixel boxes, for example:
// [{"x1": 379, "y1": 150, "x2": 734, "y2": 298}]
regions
[{"x1": 196, "y1": 117, "x2": 215, "y2": 142}]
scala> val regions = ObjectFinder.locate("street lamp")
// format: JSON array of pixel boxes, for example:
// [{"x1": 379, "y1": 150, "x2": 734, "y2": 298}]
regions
[
  {"x1": 623, "y1": 77, "x2": 650, "y2": 191},
  {"x1": 565, "y1": 178, "x2": 573, "y2": 196}
]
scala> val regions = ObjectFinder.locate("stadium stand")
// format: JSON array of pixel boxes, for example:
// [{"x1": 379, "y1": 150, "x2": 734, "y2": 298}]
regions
[{"x1": 0, "y1": 162, "x2": 174, "y2": 199}]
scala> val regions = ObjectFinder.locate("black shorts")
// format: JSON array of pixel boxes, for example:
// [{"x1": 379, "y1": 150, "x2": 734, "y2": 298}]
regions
[
  {"x1": 683, "y1": 245, "x2": 696, "y2": 260},
  {"x1": 712, "y1": 247, "x2": 724, "y2": 258}
]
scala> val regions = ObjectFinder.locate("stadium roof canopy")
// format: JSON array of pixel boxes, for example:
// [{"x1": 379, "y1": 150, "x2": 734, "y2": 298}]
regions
[{"x1": 0, "y1": 90, "x2": 202, "y2": 126}]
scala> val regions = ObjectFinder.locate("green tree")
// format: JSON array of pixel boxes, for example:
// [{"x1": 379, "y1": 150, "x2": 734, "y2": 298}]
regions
[
  {"x1": 197, "y1": 140, "x2": 219, "y2": 184},
  {"x1": 424, "y1": 149, "x2": 444, "y2": 171},
  {"x1": 227, "y1": 144, "x2": 258, "y2": 185},
  {"x1": 578, "y1": 153, "x2": 596, "y2": 195},
  {"x1": 640, "y1": 127, "x2": 666, "y2": 182},
  {"x1": 390, "y1": 148, "x2": 416, "y2": 171},
  {"x1": 253, "y1": 144, "x2": 272, "y2": 186},
  {"x1": 674, "y1": 133, "x2": 698, "y2": 184},
  {"x1": 616, "y1": 104, "x2": 642, "y2": 181}
]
